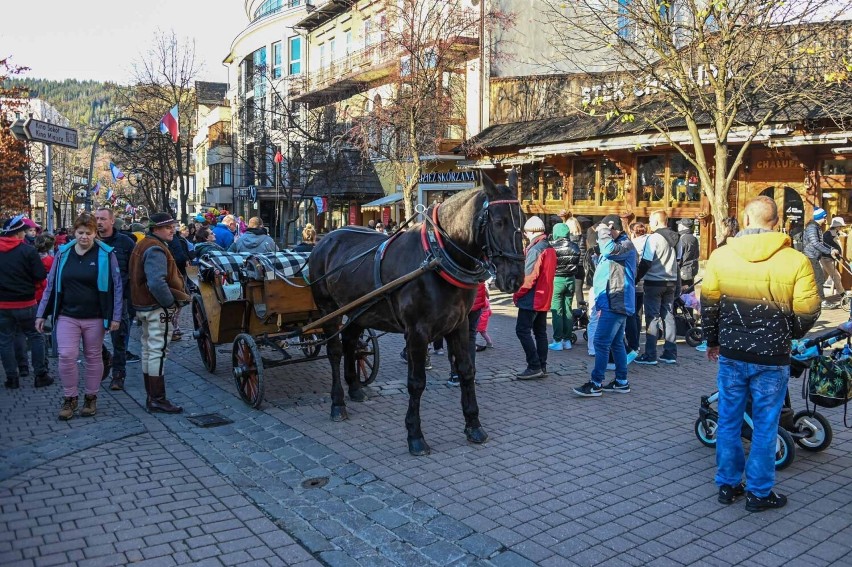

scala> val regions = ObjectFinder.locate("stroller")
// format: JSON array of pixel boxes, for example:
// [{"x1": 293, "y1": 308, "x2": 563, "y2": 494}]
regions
[
  {"x1": 672, "y1": 280, "x2": 704, "y2": 347},
  {"x1": 694, "y1": 321, "x2": 852, "y2": 470},
  {"x1": 568, "y1": 301, "x2": 590, "y2": 344}
]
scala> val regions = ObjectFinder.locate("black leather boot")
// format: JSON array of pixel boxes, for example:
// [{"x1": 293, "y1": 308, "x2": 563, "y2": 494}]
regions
[
  {"x1": 146, "y1": 375, "x2": 182, "y2": 414},
  {"x1": 143, "y1": 373, "x2": 151, "y2": 406},
  {"x1": 109, "y1": 370, "x2": 125, "y2": 391},
  {"x1": 4, "y1": 375, "x2": 19, "y2": 389},
  {"x1": 34, "y1": 372, "x2": 54, "y2": 388}
]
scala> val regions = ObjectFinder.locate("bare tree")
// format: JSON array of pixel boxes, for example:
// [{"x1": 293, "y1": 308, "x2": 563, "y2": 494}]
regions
[
  {"x1": 541, "y1": 0, "x2": 852, "y2": 241},
  {"x1": 344, "y1": 0, "x2": 512, "y2": 218},
  {"x1": 125, "y1": 30, "x2": 200, "y2": 221}
]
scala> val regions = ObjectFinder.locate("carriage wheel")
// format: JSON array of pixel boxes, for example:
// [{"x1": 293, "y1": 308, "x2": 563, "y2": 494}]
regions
[
  {"x1": 685, "y1": 327, "x2": 704, "y2": 347},
  {"x1": 355, "y1": 329, "x2": 380, "y2": 386},
  {"x1": 232, "y1": 333, "x2": 265, "y2": 408},
  {"x1": 300, "y1": 333, "x2": 322, "y2": 358},
  {"x1": 192, "y1": 295, "x2": 217, "y2": 373}
]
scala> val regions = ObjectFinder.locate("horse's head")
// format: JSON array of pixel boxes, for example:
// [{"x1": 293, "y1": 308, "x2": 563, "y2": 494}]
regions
[{"x1": 478, "y1": 174, "x2": 525, "y2": 293}]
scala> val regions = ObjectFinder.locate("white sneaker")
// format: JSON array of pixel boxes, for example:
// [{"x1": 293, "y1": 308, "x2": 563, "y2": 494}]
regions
[
  {"x1": 562, "y1": 340, "x2": 573, "y2": 350},
  {"x1": 548, "y1": 341, "x2": 564, "y2": 351}
]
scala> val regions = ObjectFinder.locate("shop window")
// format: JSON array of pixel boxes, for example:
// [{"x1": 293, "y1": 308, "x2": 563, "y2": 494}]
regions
[
  {"x1": 572, "y1": 159, "x2": 597, "y2": 203},
  {"x1": 822, "y1": 159, "x2": 852, "y2": 176},
  {"x1": 600, "y1": 159, "x2": 626, "y2": 205},
  {"x1": 637, "y1": 155, "x2": 666, "y2": 203},
  {"x1": 543, "y1": 167, "x2": 563, "y2": 203},
  {"x1": 520, "y1": 163, "x2": 540, "y2": 203},
  {"x1": 670, "y1": 154, "x2": 701, "y2": 202}
]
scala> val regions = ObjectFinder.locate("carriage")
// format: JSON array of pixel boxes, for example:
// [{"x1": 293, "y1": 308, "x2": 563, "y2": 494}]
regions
[{"x1": 190, "y1": 249, "x2": 381, "y2": 408}]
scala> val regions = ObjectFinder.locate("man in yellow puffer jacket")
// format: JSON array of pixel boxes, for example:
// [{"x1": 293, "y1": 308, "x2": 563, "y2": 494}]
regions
[{"x1": 701, "y1": 196, "x2": 820, "y2": 513}]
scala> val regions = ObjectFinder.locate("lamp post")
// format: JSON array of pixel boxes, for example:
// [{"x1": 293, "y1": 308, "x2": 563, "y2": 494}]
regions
[
  {"x1": 86, "y1": 117, "x2": 149, "y2": 212},
  {"x1": 127, "y1": 167, "x2": 159, "y2": 221}
]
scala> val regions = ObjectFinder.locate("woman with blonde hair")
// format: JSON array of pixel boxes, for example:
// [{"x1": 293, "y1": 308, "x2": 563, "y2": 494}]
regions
[
  {"x1": 293, "y1": 224, "x2": 316, "y2": 252},
  {"x1": 565, "y1": 216, "x2": 586, "y2": 308}
]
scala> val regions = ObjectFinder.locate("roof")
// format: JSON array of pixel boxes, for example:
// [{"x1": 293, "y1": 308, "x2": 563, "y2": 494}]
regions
[
  {"x1": 295, "y1": 0, "x2": 356, "y2": 32},
  {"x1": 302, "y1": 148, "x2": 385, "y2": 200},
  {"x1": 466, "y1": 88, "x2": 852, "y2": 153},
  {"x1": 196, "y1": 82, "x2": 228, "y2": 105},
  {"x1": 362, "y1": 193, "x2": 403, "y2": 208}
]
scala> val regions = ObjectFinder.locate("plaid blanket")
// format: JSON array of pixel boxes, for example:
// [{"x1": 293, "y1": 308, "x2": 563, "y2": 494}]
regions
[{"x1": 200, "y1": 250, "x2": 310, "y2": 282}]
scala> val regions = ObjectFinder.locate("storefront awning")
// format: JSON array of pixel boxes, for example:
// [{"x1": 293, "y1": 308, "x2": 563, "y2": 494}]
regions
[{"x1": 362, "y1": 193, "x2": 404, "y2": 208}]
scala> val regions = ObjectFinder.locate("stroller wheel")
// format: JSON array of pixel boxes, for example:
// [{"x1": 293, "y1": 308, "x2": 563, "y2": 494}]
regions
[
  {"x1": 774, "y1": 428, "x2": 796, "y2": 470},
  {"x1": 694, "y1": 415, "x2": 718, "y2": 447},
  {"x1": 570, "y1": 332, "x2": 578, "y2": 344},
  {"x1": 792, "y1": 410, "x2": 833, "y2": 452},
  {"x1": 841, "y1": 294, "x2": 851, "y2": 312},
  {"x1": 685, "y1": 327, "x2": 704, "y2": 347},
  {"x1": 582, "y1": 330, "x2": 588, "y2": 342}
]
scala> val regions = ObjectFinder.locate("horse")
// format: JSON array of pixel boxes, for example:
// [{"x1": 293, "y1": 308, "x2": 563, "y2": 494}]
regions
[{"x1": 308, "y1": 175, "x2": 525, "y2": 456}]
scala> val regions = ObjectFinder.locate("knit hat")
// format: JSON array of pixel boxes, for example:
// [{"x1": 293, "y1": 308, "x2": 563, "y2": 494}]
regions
[
  {"x1": 149, "y1": 213, "x2": 178, "y2": 228},
  {"x1": 813, "y1": 208, "x2": 827, "y2": 221},
  {"x1": 552, "y1": 222, "x2": 569, "y2": 239},
  {"x1": 2, "y1": 214, "x2": 27, "y2": 235},
  {"x1": 598, "y1": 214, "x2": 623, "y2": 232},
  {"x1": 523, "y1": 216, "x2": 545, "y2": 233},
  {"x1": 830, "y1": 216, "x2": 846, "y2": 228},
  {"x1": 677, "y1": 218, "x2": 694, "y2": 232}
]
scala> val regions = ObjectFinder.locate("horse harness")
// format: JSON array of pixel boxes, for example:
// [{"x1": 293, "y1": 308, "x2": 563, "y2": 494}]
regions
[{"x1": 373, "y1": 197, "x2": 524, "y2": 290}]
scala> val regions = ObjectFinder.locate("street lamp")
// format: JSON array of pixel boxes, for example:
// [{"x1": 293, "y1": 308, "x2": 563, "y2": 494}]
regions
[
  {"x1": 86, "y1": 117, "x2": 149, "y2": 212},
  {"x1": 126, "y1": 167, "x2": 158, "y2": 221}
]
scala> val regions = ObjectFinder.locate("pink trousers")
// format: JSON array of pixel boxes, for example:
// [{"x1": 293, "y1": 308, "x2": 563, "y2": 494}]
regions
[{"x1": 56, "y1": 316, "x2": 105, "y2": 397}]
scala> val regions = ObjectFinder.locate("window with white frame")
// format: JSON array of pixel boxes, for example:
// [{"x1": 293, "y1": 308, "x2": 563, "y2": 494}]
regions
[
  {"x1": 272, "y1": 41, "x2": 282, "y2": 78},
  {"x1": 289, "y1": 36, "x2": 302, "y2": 74}
]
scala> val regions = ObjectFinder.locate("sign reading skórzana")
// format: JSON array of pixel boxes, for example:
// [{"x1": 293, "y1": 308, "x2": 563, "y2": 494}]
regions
[{"x1": 418, "y1": 171, "x2": 476, "y2": 184}]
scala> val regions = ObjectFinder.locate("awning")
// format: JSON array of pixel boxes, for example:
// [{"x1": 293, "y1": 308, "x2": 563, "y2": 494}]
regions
[{"x1": 362, "y1": 193, "x2": 404, "y2": 209}]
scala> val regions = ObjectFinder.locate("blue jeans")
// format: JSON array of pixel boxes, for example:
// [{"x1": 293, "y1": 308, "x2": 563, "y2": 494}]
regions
[
  {"x1": 643, "y1": 283, "x2": 677, "y2": 360},
  {"x1": 0, "y1": 306, "x2": 46, "y2": 379},
  {"x1": 715, "y1": 356, "x2": 788, "y2": 497},
  {"x1": 591, "y1": 310, "x2": 627, "y2": 385},
  {"x1": 516, "y1": 308, "x2": 548, "y2": 370}
]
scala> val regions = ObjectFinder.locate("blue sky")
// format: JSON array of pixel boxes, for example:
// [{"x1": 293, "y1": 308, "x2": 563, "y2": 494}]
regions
[{"x1": 1, "y1": 0, "x2": 248, "y2": 84}]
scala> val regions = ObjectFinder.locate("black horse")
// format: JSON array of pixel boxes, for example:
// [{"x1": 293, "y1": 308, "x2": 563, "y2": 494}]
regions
[{"x1": 309, "y1": 176, "x2": 525, "y2": 456}]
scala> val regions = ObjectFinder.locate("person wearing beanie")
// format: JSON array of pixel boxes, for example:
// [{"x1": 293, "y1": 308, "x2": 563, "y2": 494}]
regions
[
  {"x1": 128, "y1": 212, "x2": 190, "y2": 414},
  {"x1": 0, "y1": 215, "x2": 52, "y2": 390},
  {"x1": 230, "y1": 216, "x2": 277, "y2": 253},
  {"x1": 512, "y1": 216, "x2": 556, "y2": 379},
  {"x1": 573, "y1": 214, "x2": 637, "y2": 397},
  {"x1": 677, "y1": 219, "x2": 700, "y2": 288},
  {"x1": 803, "y1": 207, "x2": 839, "y2": 308},
  {"x1": 821, "y1": 216, "x2": 847, "y2": 297},
  {"x1": 548, "y1": 222, "x2": 581, "y2": 351}
]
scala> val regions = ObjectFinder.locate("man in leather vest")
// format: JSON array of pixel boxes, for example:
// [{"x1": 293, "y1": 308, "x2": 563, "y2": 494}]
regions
[{"x1": 128, "y1": 213, "x2": 190, "y2": 413}]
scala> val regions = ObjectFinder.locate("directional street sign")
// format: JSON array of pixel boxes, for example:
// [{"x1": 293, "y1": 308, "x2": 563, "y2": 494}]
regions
[
  {"x1": 23, "y1": 118, "x2": 78, "y2": 149},
  {"x1": 9, "y1": 119, "x2": 27, "y2": 141}
]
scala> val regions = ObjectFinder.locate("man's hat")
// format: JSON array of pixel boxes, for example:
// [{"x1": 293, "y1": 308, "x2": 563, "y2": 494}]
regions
[
  {"x1": 2, "y1": 214, "x2": 27, "y2": 235},
  {"x1": 598, "y1": 214, "x2": 623, "y2": 232},
  {"x1": 523, "y1": 215, "x2": 545, "y2": 233},
  {"x1": 830, "y1": 216, "x2": 846, "y2": 228},
  {"x1": 149, "y1": 212, "x2": 178, "y2": 228}
]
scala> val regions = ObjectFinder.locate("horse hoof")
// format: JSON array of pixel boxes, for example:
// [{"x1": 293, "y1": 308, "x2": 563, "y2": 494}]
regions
[
  {"x1": 408, "y1": 438, "x2": 431, "y2": 456},
  {"x1": 330, "y1": 406, "x2": 349, "y2": 422},
  {"x1": 465, "y1": 426, "x2": 488, "y2": 444},
  {"x1": 349, "y1": 388, "x2": 368, "y2": 402}
]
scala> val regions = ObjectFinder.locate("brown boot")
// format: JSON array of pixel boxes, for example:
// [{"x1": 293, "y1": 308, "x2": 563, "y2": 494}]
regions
[
  {"x1": 80, "y1": 394, "x2": 97, "y2": 417},
  {"x1": 109, "y1": 371, "x2": 125, "y2": 391},
  {"x1": 34, "y1": 372, "x2": 54, "y2": 388},
  {"x1": 146, "y1": 375, "x2": 182, "y2": 414},
  {"x1": 143, "y1": 373, "x2": 151, "y2": 405},
  {"x1": 58, "y1": 396, "x2": 78, "y2": 420}
]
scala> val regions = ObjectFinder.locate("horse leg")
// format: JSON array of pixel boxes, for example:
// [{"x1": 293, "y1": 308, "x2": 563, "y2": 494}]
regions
[
  {"x1": 342, "y1": 326, "x2": 367, "y2": 402},
  {"x1": 325, "y1": 323, "x2": 348, "y2": 422},
  {"x1": 446, "y1": 323, "x2": 488, "y2": 445},
  {"x1": 405, "y1": 333, "x2": 431, "y2": 456}
]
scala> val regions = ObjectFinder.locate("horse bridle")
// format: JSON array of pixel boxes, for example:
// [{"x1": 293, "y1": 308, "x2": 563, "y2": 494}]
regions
[
  {"x1": 420, "y1": 195, "x2": 524, "y2": 289},
  {"x1": 474, "y1": 198, "x2": 525, "y2": 263}
]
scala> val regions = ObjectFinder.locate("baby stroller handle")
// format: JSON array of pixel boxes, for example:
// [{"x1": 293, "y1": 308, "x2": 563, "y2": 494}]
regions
[{"x1": 798, "y1": 321, "x2": 852, "y2": 350}]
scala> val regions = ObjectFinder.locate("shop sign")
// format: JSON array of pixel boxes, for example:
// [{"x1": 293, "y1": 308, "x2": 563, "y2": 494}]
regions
[
  {"x1": 235, "y1": 186, "x2": 258, "y2": 201},
  {"x1": 418, "y1": 170, "x2": 476, "y2": 184},
  {"x1": 581, "y1": 65, "x2": 734, "y2": 105},
  {"x1": 349, "y1": 204, "x2": 358, "y2": 226},
  {"x1": 382, "y1": 207, "x2": 391, "y2": 225}
]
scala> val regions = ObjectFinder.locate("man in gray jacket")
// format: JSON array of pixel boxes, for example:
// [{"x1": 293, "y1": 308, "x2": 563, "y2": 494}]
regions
[
  {"x1": 229, "y1": 217, "x2": 277, "y2": 253},
  {"x1": 635, "y1": 210, "x2": 680, "y2": 365},
  {"x1": 803, "y1": 208, "x2": 840, "y2": 309}
]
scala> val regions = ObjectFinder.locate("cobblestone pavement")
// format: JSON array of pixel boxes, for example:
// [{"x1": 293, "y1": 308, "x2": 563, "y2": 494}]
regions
[{"x1": 2, "y1": 290, "x2": 852, "y2": 566}]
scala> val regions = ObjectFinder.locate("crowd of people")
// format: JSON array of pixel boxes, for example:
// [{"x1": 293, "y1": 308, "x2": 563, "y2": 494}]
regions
[
  {"x1": 2, "y1": 199, "x2": 848, "y2": 513},
  {"x1": 510, "y1": 198, "x2": 847, "y2": 512},
  {"x1": 0, "y1": 208, "x2": 305, "y2": 420}
]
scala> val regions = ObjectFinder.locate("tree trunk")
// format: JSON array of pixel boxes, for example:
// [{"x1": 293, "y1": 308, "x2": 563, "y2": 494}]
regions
[{"x1": 712, "y1": 141, "x2": 731, "y2": 245}]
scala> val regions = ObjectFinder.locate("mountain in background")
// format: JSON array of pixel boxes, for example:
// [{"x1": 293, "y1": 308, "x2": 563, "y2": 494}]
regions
[{"x1": 2, "y1": 78, "x2": 117, "y2": 145}]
